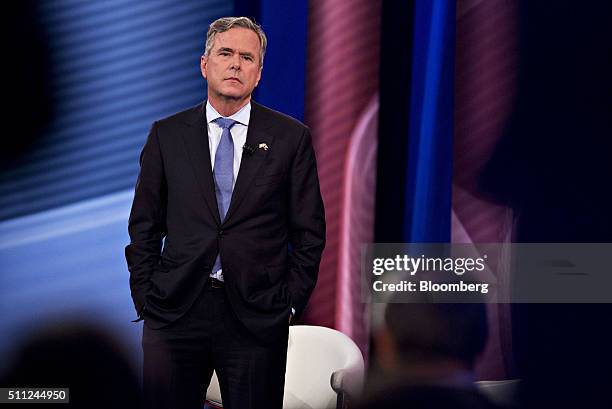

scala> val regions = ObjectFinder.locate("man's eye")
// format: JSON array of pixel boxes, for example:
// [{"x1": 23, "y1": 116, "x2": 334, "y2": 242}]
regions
[
  {"x1": 243, "y1": 56, "x2": 253, "y2": 61},
  {"x1": 220, "y1": 52, "x2": 230, "y2": 56}
]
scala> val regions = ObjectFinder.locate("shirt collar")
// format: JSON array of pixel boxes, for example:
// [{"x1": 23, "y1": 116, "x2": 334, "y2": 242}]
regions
[{"x1": 206, "y1": 100, "x2": 251, "y2": 126}]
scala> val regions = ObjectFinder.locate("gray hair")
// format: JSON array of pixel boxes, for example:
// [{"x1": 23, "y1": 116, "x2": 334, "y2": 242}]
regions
[{"x1": 204, "y1": 17, "x2": 267, "y2": 67}]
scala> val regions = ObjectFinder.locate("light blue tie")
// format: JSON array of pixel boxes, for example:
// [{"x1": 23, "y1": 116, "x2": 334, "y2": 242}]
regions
[{"x1": 212, "y1": 117, "x2": 236, "y2": 275}]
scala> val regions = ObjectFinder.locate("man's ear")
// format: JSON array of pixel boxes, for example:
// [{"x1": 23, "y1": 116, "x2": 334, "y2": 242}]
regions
[{"x1": 200, "y1": 55, "x2": 208, "y2": 79}]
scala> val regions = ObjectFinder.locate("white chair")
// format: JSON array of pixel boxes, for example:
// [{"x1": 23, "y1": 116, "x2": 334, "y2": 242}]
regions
[
  {"x1": 205, "y1": 325, "x2": 365, "y2": 409},
  {"x1": 476, "y1": 379, "x2": 521, "y2": 407}
]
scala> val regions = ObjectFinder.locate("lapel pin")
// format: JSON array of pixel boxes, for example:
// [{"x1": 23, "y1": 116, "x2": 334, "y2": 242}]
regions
[{"x1": 258, "y1": 143, "x2": 269, "y2": 151}]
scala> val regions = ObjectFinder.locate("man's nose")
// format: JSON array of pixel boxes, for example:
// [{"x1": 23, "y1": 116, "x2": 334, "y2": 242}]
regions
[{"x1": 230, "y1": 54, "x2": 241, "y2": 70}]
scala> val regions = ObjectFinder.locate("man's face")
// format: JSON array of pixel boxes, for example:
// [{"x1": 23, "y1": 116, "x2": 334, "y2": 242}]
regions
[{"x1": 201, "y1": 27, "x2": 262, "y2": 103}]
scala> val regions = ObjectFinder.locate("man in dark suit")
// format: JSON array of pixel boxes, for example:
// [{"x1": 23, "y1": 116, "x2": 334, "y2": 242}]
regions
[{"x1": 125, "y1": 16, "x2": 325, "y2": 409}]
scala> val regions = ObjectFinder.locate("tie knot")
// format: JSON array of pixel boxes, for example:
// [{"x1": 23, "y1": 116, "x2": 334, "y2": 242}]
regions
[{"x1": 214, "y1": 117, "x2": 237, "y2": 130}]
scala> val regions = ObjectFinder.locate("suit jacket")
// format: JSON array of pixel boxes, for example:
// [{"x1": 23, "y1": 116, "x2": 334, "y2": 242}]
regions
[{"x1": 125, "y1": 100, "x2": 325, "y2": 344}]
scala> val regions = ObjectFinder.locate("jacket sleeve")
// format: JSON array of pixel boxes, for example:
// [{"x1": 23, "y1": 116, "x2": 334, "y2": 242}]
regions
[
  {"x1": 125, "y1": 121, "x2": 167, "y2": 316},
  {"x1": 286, "y1": 127, "x2": 326, "y2": 317}
]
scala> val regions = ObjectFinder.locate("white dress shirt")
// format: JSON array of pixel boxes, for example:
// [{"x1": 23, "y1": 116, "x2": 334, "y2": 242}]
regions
[
  {"x1": 206, "y1": 100, "x2": 251, "y2": 282},
  {"x1": 206, "y1": 100, "x2": 251, "y2": 188}
]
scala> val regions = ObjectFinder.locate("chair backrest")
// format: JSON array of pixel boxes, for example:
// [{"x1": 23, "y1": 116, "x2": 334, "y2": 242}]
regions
[
  {"x1": 476, "y1": 379, "x2": 521, "y2": 407},
  {"x1": 206, "y1": 373, "x2": 222, "y2": 408},
  {"x1": 285, "y1": 325, "x2": 365, "y2": 408},
  {"x1": 206, "y1": 325, "x2": 365, "y2": 409}
]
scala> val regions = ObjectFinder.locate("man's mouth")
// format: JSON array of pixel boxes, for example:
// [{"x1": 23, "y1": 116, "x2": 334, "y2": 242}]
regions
[{"x1": 225, "y1": 77, "x2": 242, "y2": 83}]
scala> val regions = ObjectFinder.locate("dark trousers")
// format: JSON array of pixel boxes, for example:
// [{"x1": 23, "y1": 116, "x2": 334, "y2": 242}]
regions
[{"x1": 142, "y1": 280, "x2": 289, "y2": 409}]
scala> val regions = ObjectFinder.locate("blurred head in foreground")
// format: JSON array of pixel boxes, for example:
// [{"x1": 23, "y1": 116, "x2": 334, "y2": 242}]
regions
[
  {"x1": 1, "y1": 321, "x2": 141, "y2": 409},
  {"x1": 359, "y1": 302, "x2": 498, "y2": 409},
  {"x1": 376, "y1": 302, "x2": 488, "y2": 383}
]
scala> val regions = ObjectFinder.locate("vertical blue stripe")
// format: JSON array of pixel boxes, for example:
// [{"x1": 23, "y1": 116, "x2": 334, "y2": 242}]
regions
[
  {"x1": 404, "y1": 0, "x2": 455, "y2": 242},
  {"x1": 254, "y1": 0, "x2": 307, "y2": 121}
]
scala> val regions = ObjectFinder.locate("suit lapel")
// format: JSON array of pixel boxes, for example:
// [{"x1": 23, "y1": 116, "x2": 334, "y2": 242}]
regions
[
  {"x1": 181, "y1": 103, "x2": 221, "y2": 225},
  {"x1": 224, "y1": 101, "x2": 275, "y2": 224}
]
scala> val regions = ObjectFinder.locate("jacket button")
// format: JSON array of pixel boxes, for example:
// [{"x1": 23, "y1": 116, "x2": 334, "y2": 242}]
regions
[{"x1": 218, "y1": 230, "x2": 224, "y2": 238}]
